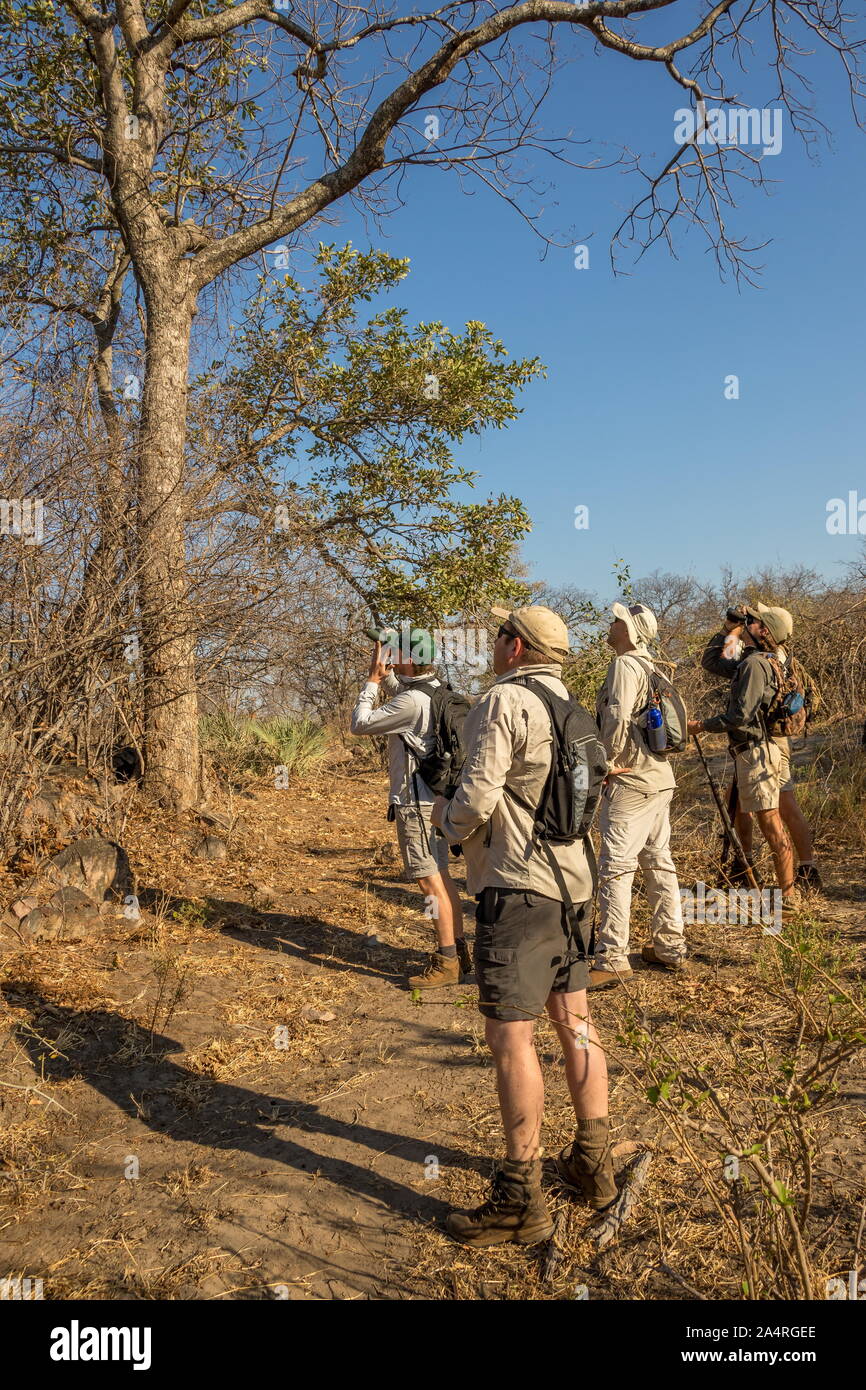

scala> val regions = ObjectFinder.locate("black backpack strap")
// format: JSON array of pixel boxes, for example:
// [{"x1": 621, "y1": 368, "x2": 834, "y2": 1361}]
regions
[
  {"x1": 499, "y1": 675, "x2": 596, "y2": 916},
  {"x1": 537, "y1": 836, "x2": 596, "y2": 956},
  {"x1": 412, "y1": 770, "x2": 431, "y2": 855},
  {"x1": 399, "y1": 680, "x2": 443, "y2": 852},
  {"x1": 397, "y1": 679, "x2": 440, "y2": 779},
  {"x1": 499, "y1": 675, "x2": 545, "y2": 826}
]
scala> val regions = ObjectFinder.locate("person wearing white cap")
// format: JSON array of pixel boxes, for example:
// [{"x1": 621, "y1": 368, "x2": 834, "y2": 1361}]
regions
[{"x1": 588, "y1": 602, "x2": 687, "y2": 989}]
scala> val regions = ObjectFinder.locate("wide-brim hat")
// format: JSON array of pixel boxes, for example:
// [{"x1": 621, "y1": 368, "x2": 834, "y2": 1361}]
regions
[{"x1": 611, "y1": 601, "x2": 658, "y2": 648}]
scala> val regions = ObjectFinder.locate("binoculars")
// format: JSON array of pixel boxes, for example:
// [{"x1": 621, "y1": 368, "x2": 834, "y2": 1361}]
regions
[{"x1": 364, "y1": 624, "x2": 436, "y2": 664}]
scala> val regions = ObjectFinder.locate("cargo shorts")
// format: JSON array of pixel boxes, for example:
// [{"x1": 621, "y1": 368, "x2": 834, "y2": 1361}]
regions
[
  {"x1": 473, "y1": 887, "x2": 593, "y2": 1022},
  {"x1": 734, "y1": 739, "x2": 783, "y2": 813},
  {"x1": 774, "y1": 736, "x2": 794, "y2": 795},
  {"x1": 392, "y1": 802, "x2": 450, "y2": 881}
]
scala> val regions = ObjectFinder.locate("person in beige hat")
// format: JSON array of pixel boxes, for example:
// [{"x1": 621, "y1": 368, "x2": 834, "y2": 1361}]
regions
[
  {"x1": 588, "y1": 602, "x2": 687, "y2": 990},
  {"x1": 691, "y1": 602, "x2": 797, "y2": 902},
  {"x1": 431, "y1": 604, "x2": 615, "y2": 1246},
  {"x1": 702, "y1": 604, "x2": 820, "y2": 891}
]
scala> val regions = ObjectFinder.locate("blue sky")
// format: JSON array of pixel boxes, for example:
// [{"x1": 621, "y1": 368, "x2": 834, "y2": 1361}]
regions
[{"x1": 303, "y1": 12, "x2": 866, "y2": 598}]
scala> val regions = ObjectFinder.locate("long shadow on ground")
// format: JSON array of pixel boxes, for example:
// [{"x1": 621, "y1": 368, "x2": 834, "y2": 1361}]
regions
[
  {"x1": 2, "y1": 983, "x2": 487, "y2": 1229},
  {"x1": 139, "y1": 887, "x2": 430, "y2": 983}
]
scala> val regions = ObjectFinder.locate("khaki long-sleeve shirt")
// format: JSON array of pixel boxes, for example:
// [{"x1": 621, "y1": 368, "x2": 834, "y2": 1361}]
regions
[
  {"x1": 595, "y1": 652, "x2": 676, "y2": 794},
  {"x1": 439, "y1": 664, "x2": 594, "y2": 904},
  {"x1": 350, "y1": 671, "x2": 440, "y2": 805}
]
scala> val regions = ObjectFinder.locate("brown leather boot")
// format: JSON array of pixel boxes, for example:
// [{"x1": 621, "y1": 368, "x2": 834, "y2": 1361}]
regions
[
  {"x1": 554, "y1": 1117, "x2": 617, "y2": 1210},
  {"x1": 587, "y1": 965, "x2": 633, "y2": 991},
  {"x1": 408, "y1": 951, "x2": 460, "y2": 989},
  {"x1": 457, "y1": 939, "x2": 474, "y2": 983},
  {"x1": 641, "y1": 944, "x2": 689, "y2": 973},
  {"x1": 446, "y1": 1158, "x2": 554, "y2": 1247}
]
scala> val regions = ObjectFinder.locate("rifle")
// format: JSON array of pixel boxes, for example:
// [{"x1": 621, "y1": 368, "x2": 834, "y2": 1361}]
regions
[
  {"x1": 720, "y1": 780, "x2": 739, "y2": 873},
  {"x1": 692, "y1": 733, "x2": 760, "y2": 893}
]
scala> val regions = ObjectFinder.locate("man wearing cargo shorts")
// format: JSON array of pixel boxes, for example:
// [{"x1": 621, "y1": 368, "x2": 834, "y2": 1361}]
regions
[
  {"x1": 703, "y1": 617, "x2": 820, "y2": 890},
  {"x1": 589, "y1": 602, "x2": 687, "y2": 990},
  {"x1": 431, "y1": 605, "x2": 615, "y2": 1247},
  {"x1": 690, "y1": 603, "x2": 797, "y2": 904},
  {"x1": 351, "y1": 632, "x2": 470, "y2": 988}
]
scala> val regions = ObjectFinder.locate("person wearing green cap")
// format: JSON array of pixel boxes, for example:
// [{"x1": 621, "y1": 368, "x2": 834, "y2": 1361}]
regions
[{"x1": 351, "y1": 626, "x2": 471, "y2": 987}]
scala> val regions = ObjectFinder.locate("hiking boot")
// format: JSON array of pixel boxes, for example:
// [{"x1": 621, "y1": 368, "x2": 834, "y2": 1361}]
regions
[
  {"x1": 446, "y1": 1158, "x2": 554, "y2": 1247},
  {"x1": 408, "y1": 951, "x2": 460, "y2": 989},
  {"x1": 796, "y1": 863, "x2": 823, "y2": 892},
  {"x1": 641, "y1": 945, "x2": 689, "y2": 973},
  {"x1": 780, "y1": 886, "x2": 804, "y2": 917},
  {"x1": 554, "y1": 1118, "x2": 617, "y2": 1211},
  {"x1": 587, "y1": 965, "x2": 633, "y2": 991},
  {"x1": 457, "y1": 939, "x2": 474, "y2": 983}
]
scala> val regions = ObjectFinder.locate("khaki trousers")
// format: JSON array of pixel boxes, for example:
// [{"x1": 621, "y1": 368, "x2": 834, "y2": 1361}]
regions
[{"x1": 596, "y1": 783, "x2": 686, "y2": 971}]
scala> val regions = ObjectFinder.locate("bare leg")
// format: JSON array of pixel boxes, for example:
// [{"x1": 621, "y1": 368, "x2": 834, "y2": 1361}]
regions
[
  {"x1": 755, "y1": 808, "x2": 794, "y2": 894},
  {"x1": 485, "y1": 1018, "x2": 543, "y2": 1161},
  {"x1": 416, "y1": 871, "x2": 455, "y2": 949},
  {"x1": 442, "y1": 870, "x2": 465, "y2": 939},
  {"x1": 780, "y1": 790, "x2": 814, "y2": 864},
  {"x1": 547, "y1": 989, "x2": 609, "y2": 1119}
]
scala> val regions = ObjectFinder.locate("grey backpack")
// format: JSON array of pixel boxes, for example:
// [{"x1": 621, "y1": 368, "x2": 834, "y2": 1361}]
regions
[{"x1": 628, "y1": 656, "x2": 688, "y2": 757}]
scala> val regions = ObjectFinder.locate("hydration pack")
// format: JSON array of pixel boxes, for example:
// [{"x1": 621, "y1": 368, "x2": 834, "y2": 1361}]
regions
[
  {"x1": 508, "y1": 676, "x2": 607, "y2": 843},
  {"x1": 628, "y1": 656, "x2": 689, "y2": 756},
  {"x1": 404, "y1": 681, "x2": 471, "y2": 798},
  {"x1": 763, "y1": 653, "x2": 808, "y2": 738}
]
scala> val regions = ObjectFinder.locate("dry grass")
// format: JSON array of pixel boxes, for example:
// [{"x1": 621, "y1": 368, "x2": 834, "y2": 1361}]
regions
[{"x1": 1, "y1": 732, "x2": 864, "y2": 1300}]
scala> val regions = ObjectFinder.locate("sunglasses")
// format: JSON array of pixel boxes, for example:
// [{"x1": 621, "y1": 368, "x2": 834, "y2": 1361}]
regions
[{"x1": 496, "y1": 624, "x2": 518, "y2": 641}]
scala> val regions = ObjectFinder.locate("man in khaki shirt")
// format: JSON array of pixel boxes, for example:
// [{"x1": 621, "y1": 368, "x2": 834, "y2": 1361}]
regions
[
  {"x1": 590, "y1": 602, "x2": 687, "y2": 989},
  {"x1": 691, "y1": 602, "x2": 797, "y2": 902},
  {"x1": 700, "y1": 606, "x2": 818, "y2": 892},
  {"x1": 432, "y1": 605, "x2": 615, "y2": 1247}
]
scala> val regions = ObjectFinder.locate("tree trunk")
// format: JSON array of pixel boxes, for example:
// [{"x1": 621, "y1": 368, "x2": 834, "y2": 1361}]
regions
[{"x1": 137, "y1": 287, "x2": 200, "y2": 809}]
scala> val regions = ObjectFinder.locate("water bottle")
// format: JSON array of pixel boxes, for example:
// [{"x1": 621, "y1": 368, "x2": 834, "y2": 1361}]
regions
[{"x1": 647, "y1": 697, "x2": 667, "y2": 753}]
